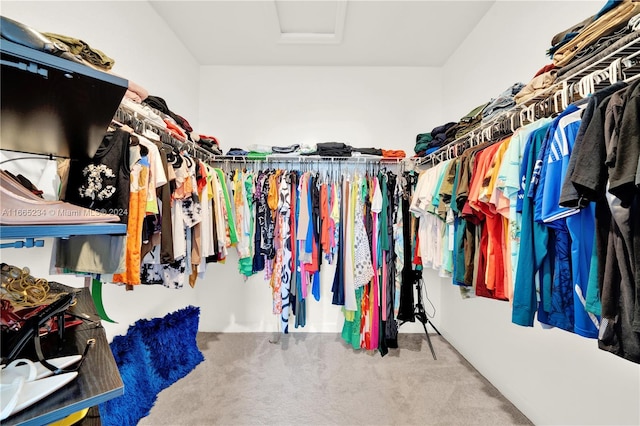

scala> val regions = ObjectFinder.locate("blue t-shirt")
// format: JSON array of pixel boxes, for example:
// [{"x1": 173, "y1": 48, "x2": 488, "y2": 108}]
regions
[
  {"x1": 541, "y1": 108, "x2": 583, "y2": 224},
  {"x1": 529, "y1": 104, "x2": 579, "y2": 224}
]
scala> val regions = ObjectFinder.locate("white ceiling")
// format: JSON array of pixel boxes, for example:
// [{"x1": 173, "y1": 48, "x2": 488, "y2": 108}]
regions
[{"x1": 149, "y1": 0, "x2": 495, "y2": 67}]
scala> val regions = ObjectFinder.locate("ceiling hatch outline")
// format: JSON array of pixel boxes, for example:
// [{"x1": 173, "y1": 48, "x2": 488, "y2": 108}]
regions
[{"x1": 275, "y1": 0, "x2": 348, "y2": 45}]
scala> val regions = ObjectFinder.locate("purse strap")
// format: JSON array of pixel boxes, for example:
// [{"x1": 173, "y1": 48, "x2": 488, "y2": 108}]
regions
[{"x1": 1, "y1": 292, "x2": 94, "y2": 374}]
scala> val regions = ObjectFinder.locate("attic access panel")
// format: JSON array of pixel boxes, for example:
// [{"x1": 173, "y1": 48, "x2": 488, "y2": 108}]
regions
[{"x1": 0, "y1": 39, "x2": 127, "y2": 158}]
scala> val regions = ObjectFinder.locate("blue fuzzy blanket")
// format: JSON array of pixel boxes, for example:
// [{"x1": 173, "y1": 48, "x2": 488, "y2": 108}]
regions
[{"x1": 99, "y1": 306, "x2": 204, "y2": 426}]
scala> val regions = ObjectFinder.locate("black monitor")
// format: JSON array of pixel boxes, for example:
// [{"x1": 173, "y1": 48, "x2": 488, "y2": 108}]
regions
[{"x1": 1, "y1": 38, "x2": 127, "y2": 158}]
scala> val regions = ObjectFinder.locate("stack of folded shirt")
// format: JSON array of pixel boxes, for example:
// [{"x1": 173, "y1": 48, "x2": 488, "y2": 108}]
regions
[
  {"x1": 551, "y1": 0, "x2": 640, "y2": 68},
  {"x1": 143, "y1": 95, "x2": 196, "y2": 142},
  {"x1": 124, "y1": 80, "x2": 149, "y2": 104},
  {"x1": 430, "y1": 122, "x2": 457, "y2": 148},
  {"x1": 197, "y1": 135, "x2": 222, "y2": 155},
  {"x1": 245, "y1": 144, "x2": 272, "y2": 159},
  {"x1": 247, "y1": 151, "x2": 268, "y2": 160},
  {"x1": 299, "y1": 144, "x2": 317, "y2": 154},
  {"x1": 414, "y1": 123, "x2": 457, "y2": 156},
  {"x1": 271, "y1": 144, "x2": 300, "y2": 154},
  {"x1": 313, "y1": 142, "x2": 353, "y2": 157},
  {"x1": 42, "y1": 31, "x2": 115, "y2": 71},
  {"x1": 515, "y1": 70, "x2": 558, "y2": 104},
  {"x1": 247, "y1": 144, "x2": 272, "y2": 154},
  {"x1": 226, "y1": 148, "x2": 248, "y2": 156},
  {"x1": 352, "y1": 148, "x2": 382, "y2": 156},
  {"x1": 381, "y1": 150, "x2": 406, "y2": 158},
  {"x1": 442, "y1": 102, "x2": 489, "y2": 143},
  {"x1": 414, "y1": 133, "x2": 433, "y2": 156},
  {"x1": 481, "y1": 82, "x2": 525, "y2": 123},
  {"x1": 557, "y1": 14, "x2": 640, "y2": 78}
]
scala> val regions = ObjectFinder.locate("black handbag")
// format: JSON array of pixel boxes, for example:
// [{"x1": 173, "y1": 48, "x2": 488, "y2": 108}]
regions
[{"x1": 1, "y1": 276, "x2": 94, "y2": 375}]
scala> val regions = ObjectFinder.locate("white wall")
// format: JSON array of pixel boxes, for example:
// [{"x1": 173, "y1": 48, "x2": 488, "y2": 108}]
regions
[
  {"x1": 0, "y1": 0, "x2": 203, "y2": 340},
  {"x1": 198, "y1": 66, "x2": 439, "y2": 154},
  {"x1": 196, "y1": 65, "x2": 443, "y2": 334},
  {"x1": 442, "y1": 0, "x2": 600, "y2": 121},
  {"x1": 439, "y1": 1, "x2": 640, "y2": 425}
]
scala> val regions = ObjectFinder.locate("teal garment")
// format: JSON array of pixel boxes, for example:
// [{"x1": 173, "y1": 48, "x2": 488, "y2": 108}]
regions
[
  {"x1": 239, "y1": 172, "x2": 256, "y2": 277},
  {"x1": 238, "y1": 258, "x2": 253, "y2": 276},
  {"x1": 428, "y1": 160, "x2": 449, "y2": 216},
  {"x1": 379, "y1": 173, "x2": 390, "y2": 252},
  {"x1": 415, "y1": 133, "x2": 433, "y2": 154},
  {"x1": 415, "y1": 141, "x2": 431, "y2": 153},
  {"x1": 341, "y1": 288, "x2": 363, "y2": 349},
  {"x1": 214, "y1": 169, "x2": 238, "y2": 245},
  {"x1": 585, "y1": 230, "x2": 602, "y2": 316},
  {"x1": 512, "y1": 124, "x2": 553, "y2": 327},
  {"x1": 450, "y1": 161, "x2": 467, "y2": 286}
]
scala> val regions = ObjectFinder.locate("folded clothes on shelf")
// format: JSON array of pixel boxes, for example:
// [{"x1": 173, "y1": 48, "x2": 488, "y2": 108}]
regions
[
  {"x1": 226, "y1": 148, "x2": 248, "y2": 156},
  {"x1": 247, "y1": 144, "x2": 273, "y2": 154},
  {"x1": 271, "y1": 144, "x2": 300, "y2": 154},
  {"x1": 0, "y1": 171, "x2": 120, "y2": 225},
  {"x1": 315, "y1": 142, "x2": 353, "y2": 157},
  {"x1": 353, "y1": 147, "x2": 382, "y2": 156},
  {"x1": 381, "y1": 149, "x2": 406, "y2": 158}
]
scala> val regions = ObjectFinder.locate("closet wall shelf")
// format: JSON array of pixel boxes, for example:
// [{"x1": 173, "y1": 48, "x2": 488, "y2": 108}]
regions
[
  {"x1": 2, "y1": 288, "x2": 124, "y2": 426},
  {"x1": 0, "y1": 223, "x2": 127, "y2": 249},
  {"x1": 418, "y1": 35, "x2": 640, "y2": 167},
  {"x1": 210, "y1": 155, "x2": 411, "y2": 164}
]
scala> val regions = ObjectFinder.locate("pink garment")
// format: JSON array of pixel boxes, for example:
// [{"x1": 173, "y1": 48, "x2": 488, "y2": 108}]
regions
[
  {"x1": 370, "y1": 213, "x2": 380, "y2": 350},
  {"x1": 128, "y1": 79, "x2": 149, "y2": 101},
  {"x1": 124, "y1": 89, "x2": 142, "y2": 103}
]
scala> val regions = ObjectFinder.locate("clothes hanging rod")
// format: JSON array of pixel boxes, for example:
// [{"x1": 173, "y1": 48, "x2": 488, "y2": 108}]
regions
[
  {"x1": 209, "y1": 155, "x2": 413, "y2": 164},
  {"x1": 113, "y1": 103, "x2": 218, "y2": 161},
  {"x1": 418, "y1": 36, "x2": 640, "y2": 168}
]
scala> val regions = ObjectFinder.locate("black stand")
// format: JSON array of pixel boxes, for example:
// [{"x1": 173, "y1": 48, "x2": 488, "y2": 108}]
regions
[{"x1": 400, "y1": 273, "x2": 441, "y2": 360}]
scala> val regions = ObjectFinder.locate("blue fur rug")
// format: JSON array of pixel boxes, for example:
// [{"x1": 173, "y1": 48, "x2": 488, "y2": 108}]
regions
[{"x1": 99, "y1": 306, "x2": 204, "y2": 426}]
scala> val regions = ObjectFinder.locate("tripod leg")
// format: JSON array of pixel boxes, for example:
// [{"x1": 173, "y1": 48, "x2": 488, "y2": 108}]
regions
[
  {"x1": 421, "y1": 320, "x2": 437, "y2": 360},
  {"x1": 426, "y1": 319, "x2": 442, "y2": 336}
]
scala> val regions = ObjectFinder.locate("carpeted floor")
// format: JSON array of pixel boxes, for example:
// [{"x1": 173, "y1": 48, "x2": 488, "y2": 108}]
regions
[{"x1": 140, "y1": 333, "x2": 532, "y2": 426}]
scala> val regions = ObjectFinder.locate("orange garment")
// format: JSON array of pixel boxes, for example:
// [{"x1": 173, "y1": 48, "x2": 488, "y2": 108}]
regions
[
  {"x1": 199, "y1": 134, "x2": 219, "y2": 144},
  {"x1": 163, "y1": 119, "x2": 186, "y2": 138},
  {"x1": 481, "y1": 144, "x2": 508, "y2": 297},
  {"x1": 113, "y1": 165, "x2": 148, "y2": 285},
  {"x1": 482, "y1": 138, "x2": 511, "y2": 207},
  {"x1": 172, "y1": 160, "x2": 194, "y2": 201},
  {"x1": 381, "y1": 149, "x2": 406, "y2": 158},
  {"x1": 192, "y1": 222, "x2": 202, "y2": 267},
  {"x1": 468, "y1": 143, "x2": 508, "y2": 300},
  {"x1": 267, "y1": 172, "x2": 280, "y2": 211},
  {"x1": 467, "y1": 144, "x2": 501, "y2": 213}
]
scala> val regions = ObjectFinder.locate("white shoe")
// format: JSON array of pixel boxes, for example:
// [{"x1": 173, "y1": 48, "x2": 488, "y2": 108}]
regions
[
  {"x1": 0, "y1": 376, "x2": 24, "y2": 420},
  {"x1": 1, "y1": 356, "x2": 82, "y2": 381},
  {"x1": 10, "y1": 372, "x2": 77, "y2": 417},
  {"x1": 0, "y1": 357, "x2": 80, "y2": 420}
]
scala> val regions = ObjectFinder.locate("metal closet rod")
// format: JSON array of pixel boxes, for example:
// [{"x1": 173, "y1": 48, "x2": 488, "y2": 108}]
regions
[
  {"x1": 208, "y1": 155, "x2": 414, "y2": 164},
  {"x1": 419, "y1": 37, "x2": 640, "y2": 167},
  {"x1": 113, "y1": 103, "x2": 216, "y2": 161}
]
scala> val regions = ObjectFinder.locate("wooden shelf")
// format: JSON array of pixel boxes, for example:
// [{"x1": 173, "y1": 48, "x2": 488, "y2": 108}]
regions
[
  {"x1": 0, "y1": 223, "x2": 127, "y2": 240},
  {"x1": 2, "y1": 288, "x2": 124, "y2": 426}
]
